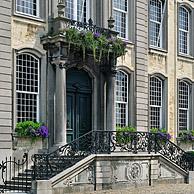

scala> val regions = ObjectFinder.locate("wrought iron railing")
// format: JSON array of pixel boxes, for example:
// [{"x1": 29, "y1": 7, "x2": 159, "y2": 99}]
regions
[
  {"x1": 0, "y1": 153, "x2": 31, "y2": 193},
  {"x1": 33, "y1": 131, "x2": 194, "y2": 180},
  {"x1": 1, "y1": 131, "x2": 193, "y2": 192}
]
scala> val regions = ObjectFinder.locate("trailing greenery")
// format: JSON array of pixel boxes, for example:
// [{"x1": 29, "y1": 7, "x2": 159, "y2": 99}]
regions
[
  {"x1": 15, "y1": 121, "x2": 48, "y2": 141},
  {"x1": 116, "y1": 126, "x2": 136, "y2": 144},
  {"x1": 64, "y1": 27, "x2": 127, "y2": 62},
  {"x1": 178, "y1": 130, "x2": 194, "y2": 142}
]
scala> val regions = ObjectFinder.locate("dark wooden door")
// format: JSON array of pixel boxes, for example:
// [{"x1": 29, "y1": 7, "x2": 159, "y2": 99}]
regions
[{"x1": 66, "y1": 68, "x2": 92, "y2": 143}]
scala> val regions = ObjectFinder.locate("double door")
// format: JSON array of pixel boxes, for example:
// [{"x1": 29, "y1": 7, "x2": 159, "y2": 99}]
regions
[{"x1": 67, "y1": 91, "x2": 91, "y2": 143}]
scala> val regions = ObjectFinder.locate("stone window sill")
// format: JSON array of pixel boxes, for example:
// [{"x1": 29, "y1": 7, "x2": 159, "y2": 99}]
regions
[{"x1": 149, "y1": 47, "x2": 167, "y2": 56}]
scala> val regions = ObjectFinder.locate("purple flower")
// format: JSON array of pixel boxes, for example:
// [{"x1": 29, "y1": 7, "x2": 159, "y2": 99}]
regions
[
  {"x1": 93, "y1": 32, "x2": 101, "y2": 38},
  {"x1": 36, "y1": 126, "x2": 48, "y2": 138}
]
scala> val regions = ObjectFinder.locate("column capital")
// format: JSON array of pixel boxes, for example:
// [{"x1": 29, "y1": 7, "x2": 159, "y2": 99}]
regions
[{"x1": 51, "y1": 58, "x2": 69, "y2": 69}]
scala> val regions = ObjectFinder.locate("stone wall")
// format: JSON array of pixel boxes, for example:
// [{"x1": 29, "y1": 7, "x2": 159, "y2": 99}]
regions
[
  {"x1": 34, "y1": 154, "x2": 187, "y2": 194},
  {"x1": 0, "y1": 0, "x2": 12, "y2": 161}
]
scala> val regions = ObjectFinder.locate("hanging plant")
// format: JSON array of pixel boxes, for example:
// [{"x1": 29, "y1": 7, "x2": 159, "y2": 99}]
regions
[{"x1": 64, "y1": 28, "x2": 126, "y2": 62}]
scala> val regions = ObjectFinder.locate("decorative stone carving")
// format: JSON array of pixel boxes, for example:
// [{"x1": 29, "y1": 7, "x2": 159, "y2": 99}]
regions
[{"x1": 126, "y1": 163, "x2": 142, "y2": 181}]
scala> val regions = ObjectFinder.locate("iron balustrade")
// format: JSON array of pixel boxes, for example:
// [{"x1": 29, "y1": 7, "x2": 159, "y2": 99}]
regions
[
  {"x1": 0, "y1": 131, "x2": 194, "y2": 192},
  {"x1": 33, "y1": 131, "x2": 194, "y2": 180}
]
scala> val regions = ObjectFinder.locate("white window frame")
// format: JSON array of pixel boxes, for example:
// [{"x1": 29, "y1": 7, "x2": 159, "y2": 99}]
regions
[
  {"x1": 115, "y1": 70, "x2": 129, "y2": 127},
  {"x1": 65, "y1": 0, "x2": 90, "y2": 22},
  {"x1": 149, "y1": 0, "x2": 163, "y2": 48},
  {"x1": 178, "y1": 6, "x2": 190, "y2": 55},
  {"x1": 16, "y1": 0, "x2": 40, "y2": 18},
  {"x1": 149, "y1": 76, "x2": 163, "y2": 129},
  {"x1": 113, "y1": 0, "x2": 128, "y2": 39},
  {"x1": 16, "y1": 53, "x2": 40, "y2": 122},
  {"x1": 178, "y1": 81, "x2": 190, "y2": 131}
]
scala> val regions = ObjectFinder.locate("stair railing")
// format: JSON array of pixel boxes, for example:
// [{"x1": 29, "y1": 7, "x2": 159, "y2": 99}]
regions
[
  {"x1": 0, "y1": 153, "x2": 30, "y2": 193},
  {"x1": 33, "y1": 131, "x2": 194, "y2": 180}
]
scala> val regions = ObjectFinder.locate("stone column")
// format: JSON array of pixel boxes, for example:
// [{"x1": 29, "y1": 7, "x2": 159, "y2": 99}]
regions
[
  {"x1": 106, "y1": 73, "x2": 116, "y2": 131},
  {"x1": 54, "y1": 63, "x2": 67, "y2": 146}
]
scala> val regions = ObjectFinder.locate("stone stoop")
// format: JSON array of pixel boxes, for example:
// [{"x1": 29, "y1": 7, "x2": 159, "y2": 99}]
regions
[{"x1": 71, "y1": 184, "x2": 194, "y2": 194}]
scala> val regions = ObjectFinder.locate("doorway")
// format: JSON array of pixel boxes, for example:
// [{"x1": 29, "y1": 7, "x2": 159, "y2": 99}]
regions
[{"x1": 66, "y1": 68, "x2": 92, "y2": 143}]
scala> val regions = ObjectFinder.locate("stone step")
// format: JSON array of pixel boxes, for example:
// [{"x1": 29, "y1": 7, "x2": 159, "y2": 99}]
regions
[{"x1": 71, "y1": 184, "x2": 194, "y2": 194}]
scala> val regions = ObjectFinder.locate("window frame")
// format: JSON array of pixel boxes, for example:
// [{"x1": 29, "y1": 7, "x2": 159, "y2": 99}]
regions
[
  {"x1": 113, "y1": 0, "x2": 128, "y2": 39},
  {"x1": 149, "y1": 75, "x2": 163, "y2": 129},
  {"x1": 115, "y1": 70, "x2": 129, "y2": 127},
  {"x1": 178, "y1": 80, "x2": 191, "y2": 131},
  {"x1": 65, "y1": 0, "x2": 90, "y2": 22},
  {"x1": 149, "y1": 0, "x2": 164, "y2": 49},
  {"x1": 15, "y1": 0, "x2": 40, "y2": 18},
  {"x1": 16, "y1": 53, "x2": 40, "y2": 122},
  {"x1": 178, "y1": 6, "x2": 190, "y2": 55}
]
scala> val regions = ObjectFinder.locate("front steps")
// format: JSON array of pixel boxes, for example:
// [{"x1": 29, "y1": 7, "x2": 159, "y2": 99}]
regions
[{"x1": 70, "y1": 184, "x2": 194, "y2": 194}]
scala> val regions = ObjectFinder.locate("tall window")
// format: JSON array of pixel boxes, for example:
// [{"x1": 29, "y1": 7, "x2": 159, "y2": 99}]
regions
[
  {"x1": 149, "y1": 76, "x2": 163, "y2": 129},
  {"x1": 178, "y1": 6, "x2": 189, "y2": 54},
  {"x1": 16, "y1": 0, "x2": 39, "y2": 17},
  {"x1": 113, "y1": 0, "x2": 128, "y2": 38},
  {"x1": 115, "y1": 70, "x2": 128, "y2": 127},
  {"x1": 65, "y1": 0, "x2": 89, "y2": 22},
  {"x1": 178, "y1": 81, "x2": 190, "y2": 130},
  {"x1": 149, "y1": 0, "x2": 163, "y2": 47},
  {"x1": 16, "y1": 53, "x2": 39, "y2": 122}
]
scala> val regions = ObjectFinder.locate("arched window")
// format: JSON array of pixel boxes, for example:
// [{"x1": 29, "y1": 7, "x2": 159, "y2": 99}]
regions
[
  {"x1": 115, "y1": 70, "x2": 129, "y2": 127},
  {"x1": 149, "y1": 76, "x2": 163, "y2": 129},
  {"x1": 16, "y1": 53, "x2": 39, "y2": 122},
  {"x1": 178, "y1": 6, "x2": 189, "y2": 54},
  {"x1": 149, "y1": 0, "x2": 163, "y2": 47},
  {"x1": 178, "y1": 80, "x2": 190, "y2": 130}
]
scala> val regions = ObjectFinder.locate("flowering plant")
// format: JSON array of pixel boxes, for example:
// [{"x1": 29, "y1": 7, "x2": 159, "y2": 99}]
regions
[
  {"x1": 178, "y1": 130, "x2": 194, "y2": 142},
  {"x1": 150, "y1": 128, "x2": 171, "y2": 140},
  {"x1": 64, "y1": 27, "x2": 127, "y2": 62},
  {"x1": 15, "y1": 121, "x2": 48, "y2": 140}
]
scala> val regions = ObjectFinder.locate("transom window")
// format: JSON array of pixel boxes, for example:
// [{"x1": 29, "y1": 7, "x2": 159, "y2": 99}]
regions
[
  {"x1": 178, "y1": 81, "x2": 190, "y2": 130},
  {"x1": 179, "y1": 6, "x2": 189, "y2": 54},
  {"x1": 16, "y1": 0, "x2": 39, "y2": 17},
  {"x1": 65, "y1": 0, "x2": 89, "y2": 22},
  {"x1": 149, "y1": 76, "x2": 162, "y2": 129},
  {"x1": 149, "y1": 0, "x2": 163, "y2": 47},
  {"x1": 115, "y1": 70, "x2": 128, "y2": 127},
  {"x1": 16, "y1": 53, "x2": 39, "y2": 122},
  {"x1": 113, "y1": 0, "x2": 128, "y2": 38}
]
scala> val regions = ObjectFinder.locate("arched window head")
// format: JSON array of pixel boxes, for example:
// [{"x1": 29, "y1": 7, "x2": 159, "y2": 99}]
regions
[
  {"x1": 115, "y1": 70, "x2": 129, "y2": 127},
  {"x1": 178, "y1": 80, "x2": 190, "y2": 130},
  {"x1": 16, "y1": 53, "x2": 39, "y2": 122},
  {"x1": 149, "y1": 76, "x2": 163, "y2": 129},
  {"x1": 179, "y1": 6, "x2": 190, "y2": 54}
]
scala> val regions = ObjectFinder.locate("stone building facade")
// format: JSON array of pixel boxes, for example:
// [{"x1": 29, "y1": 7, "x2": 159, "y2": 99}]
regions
[{"x1": 0, "y1": 0, "x2": 194, "y2": 161}]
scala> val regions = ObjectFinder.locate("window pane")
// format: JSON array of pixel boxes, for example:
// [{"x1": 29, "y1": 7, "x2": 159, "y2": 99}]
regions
[
  {"x1": 16, "y1": 54, "x2": 39, "y2": 122},
  {"x1": 16, "y1": 0, "x2": 38, "y2": 16},
  {"x1": 149, "y1": 76, "x2": 162, "y2": 129},
  {"x1": 179, "y1": 7, "x2": 189, "y2": 54},
  {"x1": 178, "y1": 81, "x2": 189, "y2": 130},
  {"x1": 115, "y1": 71, "x2": 128, "y2": 127},
  {"x1": 113, "y1": 0, "x2": 127, "y2": 38},
  {"x1": 149, "y1": 0, "x2": 162, "y2": 47}
]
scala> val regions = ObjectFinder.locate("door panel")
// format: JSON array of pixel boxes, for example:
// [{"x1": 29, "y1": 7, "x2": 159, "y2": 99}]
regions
[
  {"x1": 67, "y1": 93, "x2": 75, "y2": 143},
  {"x1": 78, "y1": 93, "x2": 91, "y2": 137},
  {"x1": 67, "y1": 92, "x2": 91, "y2": 143}
]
